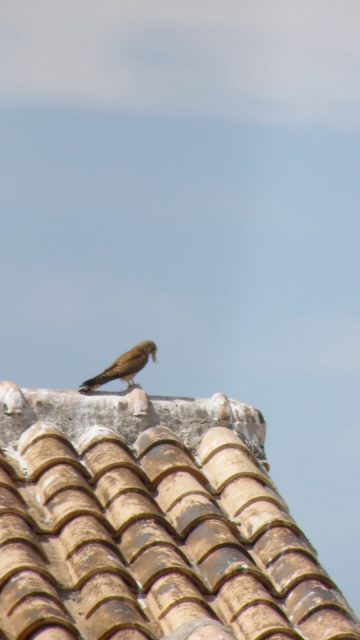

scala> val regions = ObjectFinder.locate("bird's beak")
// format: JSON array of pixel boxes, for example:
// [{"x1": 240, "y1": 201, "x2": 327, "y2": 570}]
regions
[{"x1": 152, "y1": 352, "x2": 157, "y2": 363}]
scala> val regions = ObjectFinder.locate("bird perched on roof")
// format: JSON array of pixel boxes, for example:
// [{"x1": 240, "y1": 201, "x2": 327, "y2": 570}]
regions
[{"x1": 79, "y1": 340, "x2": 157, "y2": 393}]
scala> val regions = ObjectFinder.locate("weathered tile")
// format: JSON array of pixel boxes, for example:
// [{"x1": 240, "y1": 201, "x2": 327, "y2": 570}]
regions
[
  {"x1": 68, "y1": 542, "x2": 132, "y2": 589},
  {"x1": 81, "y1": 573, "x2": 140, "y2": 618},
  {"x1": 220, "y1": 476, "x2": 285, "y2": 519},
  {"x1": 158, "y1": 600, "x2": 216, "y2": 637},
  {"x1": 202, "y1": 447, "x2": 268, "y2": 493},
  {"x1": 30, "y1": 628, "x2": 78, "y2": 640},
  {"x1": 6, "y1": 596, "x2": 77, "y2": 640},
  {"x1": 20, "y1": 430, "x2": 83, "y2": 481},
  {"x1": 96, "y1": 467, "x2": 150, "y2": 507},
  {"x1": 37, "y1": 464, "x2": 93, "y2": 505},
  {"x1": 167, "y1": 493, "x2": 224, "y2": 536},
  {"x1": 286, "y1": 578, "x2": 351, "y2": 624},
  {"x1": 267, "y1": 551, "x2": 331, "y2": 596},
  {"x1": 0, "y1": 542, "x2": 52, "y2": 587},
  {"x1": 130, "y1": 546, "x2": 197, "y2": 591},
  {"x1": 83, "y1": 440, "x2": 139, "y2": 481},
  {"x1": 198, "y1": 546, "x2": 262, "y2": 591},
  {"x1": 300, "y1": 609, "x2": 360, "y2": 640},
  {"x1": 186, "y1": 519, "x2": 239, "y2": 564},
  {"x1": 157, "y1": 471, "x2": 211, "y2": 513},
  {"x1": 215, "y1": 574, "x2": 277, "y2": 622},
  {"x1": 1, "y1": 570, "x2": 60, "y2": 616},
  {"x1": 139, "y1": 444, "x2": 203, "y2": 486},
  {"x1": 0, "y1": 513, "x2": 38, "y2": 549},
  {"x1": 253, "y1": 526, "x2": 316, "y2": 568},
  {"x1": 147, "y1": 573, "x2": 210, "y2": 619},
  {"x1": 198, "y1": 426, "x2": 252, "y2": 464},
  {"x1": 231, "y1": 499, "x2": 296, "y2": 542},
  {"x1": 231, "y1": 602, "x2": 298, "y2": 640},
  {"x1": 44, "y1": 488, "x2": 104, "y2": 532},
  {"x1": 120, "y1": 519, "x2": 179, "y2": 564},
  {"x1": 60, "y1": 514, "x2": 115, "y2": 557},
  {"x1": 85, "y1": 599, "x2": 151, "y2": 640},
  {"x1": 135, "y1": 426, "x2": 184, "y2": 458},
  {"x1": 106, "y1": 492, "x2": 164, "y2": 533}
]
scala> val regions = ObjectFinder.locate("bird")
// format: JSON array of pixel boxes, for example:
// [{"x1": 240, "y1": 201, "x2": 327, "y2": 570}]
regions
[{"x1": 79, "y1": 340, "x2": 157, "y2": 393}]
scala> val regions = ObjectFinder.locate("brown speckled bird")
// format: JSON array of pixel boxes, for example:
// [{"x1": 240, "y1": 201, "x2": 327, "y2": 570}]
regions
[{"x1": 79, "y1": 340, "x2": 157, "y2": 392}]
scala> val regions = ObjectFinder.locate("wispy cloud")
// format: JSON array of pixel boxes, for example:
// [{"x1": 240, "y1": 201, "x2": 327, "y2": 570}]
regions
[{"x1": 1, "y1": 1, "x2": 360, "y2": 125}]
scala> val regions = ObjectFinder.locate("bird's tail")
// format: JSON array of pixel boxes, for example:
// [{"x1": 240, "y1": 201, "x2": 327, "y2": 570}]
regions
[{"x1": 79, "y1": 372, "x2": 117, "y2": 393}]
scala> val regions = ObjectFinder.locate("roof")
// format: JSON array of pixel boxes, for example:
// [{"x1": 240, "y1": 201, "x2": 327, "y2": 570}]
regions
[{"x1": 0, "y1": 380, "x2": 359, "y2": 640}]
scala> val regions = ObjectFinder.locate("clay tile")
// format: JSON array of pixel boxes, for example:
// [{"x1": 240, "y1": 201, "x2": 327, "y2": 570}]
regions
[
  {"x1": 120, "y1": 519, "x2": 179, "y2": 564},
  {"x1": 79, "y1": 427, "x2": 126, "y2": 454},
  {"x1": 221, "y1": 477, "x2": 285, "y2": 519},
  {"x1": 1, "y1": 570, "x2": 59, "y2": 616},
  {"x1": 134, "y1": 426, "x2": 183, "y2": 458},
  {"x1": 216, "y1": 574, "x2": 276, "y2": 622},
  {"x1": 168, "y1": 494, "x2": 224, "y2": 536},
  {"x1": 81, "y1": 573, "x2": 138, "y2": 618},
  {"x1": 198, "y1": 426, "x2": 249, "y2": 465},
  {"x1": 201, "y1": 448, "x2": 267, "y2": 493},
  {"x1": 140, "y1": 444, "x2": 203, "y2": 486},
  {"x1": 130, "y1": 546, "x2": 196, "y2": 592},
  {"x1": 0, "y1": 453, "x2": 20, "y2": 479},
  {"x1": 186, "y1": 519, "x2": 239, "y2": 564},
  {"x1": 0, "y1": 542, "x2": 51, "y2": 587},
  {"x1": 232, "y1": 500, "x2": 296, "y2": 542},
  {"x1": 21, "y1": 436, "x2": 82, "y2": 481},
  {"x1": 0, "y1": 514, "x2": 42, "y2": 552},
  {"x1": 107, "y1": 492, "x2": 163, "y2": 534},
  {"x1": 232, "y1": 602, "x2": 295, "y2": 640},
  {"x1": 157, "y1": 472, "x2": 211, "y2": 513},
  {"x1": 268, "y1": 551, "x2": 331, "y2": 596},
  {"x1": 127, "y1": 387, "x2": 150, "y2": 416},
  {"x1": 187, "y1": 625, "x2": 235, "y2": 640},
  {"x1": 31, "y1": 628, "x2": 77, "y2": 640},
  {"x1": 147, "y1": 573, "x2": 210, "y2": 619},
  {"x1": 36, "y1": 464, "x2": 93, "y2": 505},
  {"x1": 160, "y1": 603, "x2": 215, "y2": 636},
  {"x1": 253, "y1": 527, "x2": 316, "y2": 568},
  {"x1": 7, "y1": 596, "x2": 76, "y2": 640},
  {"x1": 96, "y1": 468, "x2": 150, "y2": 508},
  {"x1": 260, "y1": 636, "x2": 298, "y2": 640},
  {"x1": 198, "y1": 546, "x2": 261, "y2": 591},
  {"x1": 300, "y1": 609, "x2": 360, "y2": 640},
  {"x1": 18, "y1": 423, "x2": 67, "y2": 454},
  {"x1": 0, "y1": 486, "x2": 27, "y2": 513},
  {"x1": 45, "y1": 488, "x2": 105, "y2": 532},
  {"x1": 110, "y1": 631, "x2": 151, "y2": 640},
  {"x1": 83, "y1": 441, "x2": 139, "y2": 481},
  {"x1": 69, "y1": 542, "x2": 133, "y2": 589},
  {"x1": 286, "y1": 579, "x2": 351, "y2": 624},
  {"x1": 0, "y1": 465, "x2": 20, "y2": 490},
  {"x1": 86, "y1": 599, "x2": 151, "y2": 640},
  {"x1": 60, "y1": 515, "x2": 115, "y2": 557}
]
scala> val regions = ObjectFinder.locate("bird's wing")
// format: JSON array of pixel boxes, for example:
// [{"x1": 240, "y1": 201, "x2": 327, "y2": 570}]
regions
[{"x1": 104, "y1": 350, "x2": 149, "y2": 378}]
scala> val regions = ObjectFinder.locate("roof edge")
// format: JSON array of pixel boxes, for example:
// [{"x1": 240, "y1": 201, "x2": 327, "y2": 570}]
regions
[{"x1": 0, "y1": 381, "x2": 267, "y2": 463}]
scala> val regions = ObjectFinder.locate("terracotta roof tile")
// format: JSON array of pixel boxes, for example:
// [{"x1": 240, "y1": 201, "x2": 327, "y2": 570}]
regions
[
  {"x1": 186, "y1": 519, "x2": 239, "y2": 564},
  {"x1": 0, "y1": 386, "x2": 358, "y2": 640},
  {"x1": 286, "y1": 578, "x2": 351, "y2": 624},
  {"x1": 30, "y1": 628, "x2": 77, "y2": 640},
  {"x1": 82, "y1": 439, "x2": 140, "y2": 482},
  {"x1": 139, "y1": 443, "x2": 203, "y2": 486}
]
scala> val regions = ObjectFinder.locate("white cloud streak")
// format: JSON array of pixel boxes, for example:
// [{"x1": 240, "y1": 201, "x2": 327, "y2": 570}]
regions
[{"x1": 1, "y1": 1, "x2": 360, "y2": 125}]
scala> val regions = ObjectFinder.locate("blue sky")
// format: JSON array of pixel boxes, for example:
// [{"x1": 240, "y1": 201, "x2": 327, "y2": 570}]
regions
[{"x1": 1, "y1": 1, "x2": 360, "y2": 614}]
